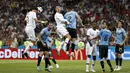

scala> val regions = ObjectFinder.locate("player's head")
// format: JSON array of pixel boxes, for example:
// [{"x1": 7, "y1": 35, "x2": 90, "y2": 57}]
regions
[
  {"x1": 37, "y1": 7, "x2": 43, "y2": 13},
  {"x1": 117, "y1": 21, "x2": 123, "y2": 28},
  {"x1": 48, "y1": 22, "x2": 53, "y2": 30},
  {"x1": 103, "y1": 22, "x2": 109, "y2": 29},
  {"x1": 92, "y1": 23, "x2": 97, "y2": 30},
  {"x1": 55, "y1": 6, "x2": 62, "y2": 13},
  {"x1": 31, "y1": 7, "x2": 43, "y2": 13},
  {"x1": 66, "y1": 6, "x2": 73, "y2": 11}
]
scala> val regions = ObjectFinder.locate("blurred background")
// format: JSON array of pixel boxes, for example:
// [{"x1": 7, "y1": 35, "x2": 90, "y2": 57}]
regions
[{"x1": 0, "y1": 0, "x2": 130, "y2": 49}]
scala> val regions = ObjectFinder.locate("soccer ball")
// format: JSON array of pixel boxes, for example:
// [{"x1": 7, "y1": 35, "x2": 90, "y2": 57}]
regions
[{"x1": 78, "y1": 41, "x2": 85, "y2": 50}]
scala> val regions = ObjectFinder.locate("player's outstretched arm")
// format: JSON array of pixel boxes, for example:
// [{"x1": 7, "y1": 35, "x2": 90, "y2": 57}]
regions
[
  {"x1": 34, "y1": 18, "x2": 48, "y2": 24},
  {"x1": 76, "y1": 13, "x2": 84, "y2": 26}
]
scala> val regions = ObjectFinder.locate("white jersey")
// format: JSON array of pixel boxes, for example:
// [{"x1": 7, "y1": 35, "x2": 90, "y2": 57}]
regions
[
  {"x1": 54, "y1": 12, "x2": 69, "y2": 27},
  {"x1": 25, "y1": 11, "x2": 37, "y2": 29},
  {"x1": 87, "y1": 28, "x2": 99, "y2": 44}
]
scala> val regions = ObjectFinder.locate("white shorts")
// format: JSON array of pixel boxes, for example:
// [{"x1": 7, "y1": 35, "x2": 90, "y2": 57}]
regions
[
  {"x1": 86, "y1": 42, "x2": 97, "y2": 56},
  {"x1": 25, "y1": 27, "x2": 36, "y2": 41},
  {"x1": 56, "y1": 26, "x2": 69, "y2": 38}
]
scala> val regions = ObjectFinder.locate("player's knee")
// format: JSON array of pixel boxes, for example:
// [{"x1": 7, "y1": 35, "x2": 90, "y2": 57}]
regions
[
  {"x1": 87, "y1": 55, "x2": 91, "y2": 58},
  {"x1": 93, "y1": 56, "x2": 96, "y2": 61}
]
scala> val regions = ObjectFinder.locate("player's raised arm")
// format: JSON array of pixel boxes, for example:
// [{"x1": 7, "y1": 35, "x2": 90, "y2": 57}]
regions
[{"x1": 76, "y1": 13, "x2": 84, "y2": 26}]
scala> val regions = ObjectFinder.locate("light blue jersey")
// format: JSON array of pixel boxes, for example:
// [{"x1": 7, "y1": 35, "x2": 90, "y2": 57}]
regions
[
  {"x1": 116, "y1": 28, "x2": 126, "y2": 44},
  {"x1": 40, "y1": 27, "x2": 51, "y2": 46},
  {"x1": 99, "y1": 29, "x2": 112, "y2": 45},
  {"x1": 64, "y1": 11, "x2": 77, "y2": 29}
]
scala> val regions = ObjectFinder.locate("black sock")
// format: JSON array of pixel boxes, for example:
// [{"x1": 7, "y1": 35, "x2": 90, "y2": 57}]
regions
[
  {"x1": 45, "y1": 57, "x2": 49, "y2": 68},
  {"x1": 106, "y1": 60, "x2": 113, "y2": 69},
  {"x1": 119, "y1": 58, "x2": 122, "y2": 66},
  {"x1": 71, "y1": 43, "x2": 75, "y2": 52},
  {"x1": 48, "y1": 60, "x2": 51, "y2": 66},
  {"x1": 52, "y1": 58, "x2": 57, "y2": 64},
  {"x1": 115, "y1": 57, "x2": 119, "y2": 66},
  {"x1": 66, "y1": 43, "x2": 70, "y2": 51},
  {"x1": 24, "y1": 53, "x2": 28, "y2": 58},
  {"x1": 37, "y1": 56, "x2": 42, "y2": 66},
  {"x1": 100, "y1": 61, "x2": 105, "y2": 71}
]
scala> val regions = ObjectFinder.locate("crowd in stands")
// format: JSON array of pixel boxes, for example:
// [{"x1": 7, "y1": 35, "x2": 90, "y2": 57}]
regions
[{"x1": 0, "y1": 0, "x2": 130, "y2": 48}]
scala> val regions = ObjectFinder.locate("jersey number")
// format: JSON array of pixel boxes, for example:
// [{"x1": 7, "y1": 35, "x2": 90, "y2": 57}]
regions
[
  {"x1": 68, "y1": 16, "x2": 72, "y2": 23},
  {"x1": 104, "y1": 35, "x2": 108, "y2": 41}
]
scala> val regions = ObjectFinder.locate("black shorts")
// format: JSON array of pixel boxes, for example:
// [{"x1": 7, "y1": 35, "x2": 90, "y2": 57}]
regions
[
  {"x1": 67, "y1": 28, "x2": 77, "y2": 38},
  {"x1": 99, "y1": 45, "x2": 108, "y2": 59},
  {"x1": 115, "y1": 44, "x2": 124, "y2": 54},
  {"x1": 37, "y1": 41, "x2": 48, "y2": 52}
]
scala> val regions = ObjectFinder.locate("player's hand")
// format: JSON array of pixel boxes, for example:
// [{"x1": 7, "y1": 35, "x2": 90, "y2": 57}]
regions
[
  {"x1": 120, "y1": 43, "x2": 123, "y2": 46},
  {"x1": 42, "y1": 42, "x2": 46, "y2": 46},
  {"x1": 41, "y1": 21, "x2": 48, "y2": 24}
]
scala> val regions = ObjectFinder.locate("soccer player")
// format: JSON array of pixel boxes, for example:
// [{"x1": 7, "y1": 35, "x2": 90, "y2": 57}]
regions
[
  {"x1": 36, "y1": 23, "x2": 53, "y2": 72},
  {"x1": 22, "y1": 7, "x2": 47, "y2": 58},
  {"x1": 92, "y1": 23, "x2": 114, "y2": 73},
  {"x1": 64, "y1": 6, "x2": 84, "y2": 57},
  {"x1": 85, "y1": 24, "x2": 99, "y2": 72},
  {"x1": 114, "y1": 22, "x2": 128, "y2": 71},
  {"x1": 54, "y1": 6, "x2": 71, "y2": 52}
]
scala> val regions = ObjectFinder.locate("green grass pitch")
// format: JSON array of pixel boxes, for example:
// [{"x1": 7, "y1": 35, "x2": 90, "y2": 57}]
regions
[{"x1": 0, "y1": 60, "x2": 129, "y2": 73}]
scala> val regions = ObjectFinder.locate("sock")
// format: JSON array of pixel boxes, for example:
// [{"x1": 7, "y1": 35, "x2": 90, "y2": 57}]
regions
[
  {"x1": 119, "y1": 57, "x2": 122, "y2": 66},
  {"x1": 100, "y1": 61, "x2": 105, "y2": 71},
  {"x1": 71, "y1": 43, "x2": 75, "y2": 52},
  {"x1": 106, "y1": 60, "x2": 113, "y2": 69},
  {"x1": 52, "y1": 58, "x2": 57, "y2": 64},
  {"x1": 45, "y1": 57, "x2": 49, "y2": 68},
  {"x1": 66, "y1": 43, "x2": 70, "y2": 51},
  {"x1": 24, "y1": 41, "x2": 33, "y2": 53},
  {"x1": 37, "y1": 56, "x2": 42, "y2": 66},
  {"x1": 24, "y1": 53, "x2": 28, "y2": 58},
  {"x1": 86, "y1": 57, "x2": 90, "y2": 70},
  {"x1": 115, "y1": 57, "x2": 119, "y2": 66},
  {"x1": 91, "y1": 60, "x2": 95, "y2": 69},
  {"x1": 48, "y1": 60, "x2": 51, "y2": 66},
  {"x1": 65, "y1": 38, "x2": 70, "y2": 44}
]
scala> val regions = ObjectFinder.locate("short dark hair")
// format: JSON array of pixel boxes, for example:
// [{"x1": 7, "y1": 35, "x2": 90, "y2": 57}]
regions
[{"x1": 30, "y1": 7, "x2": 38, "y2": 11}]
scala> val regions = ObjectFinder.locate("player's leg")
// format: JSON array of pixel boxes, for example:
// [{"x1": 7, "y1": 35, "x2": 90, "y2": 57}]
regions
[
  {"x1": 44, "y1": 50, "x2": 51, "y2": 72},
  {"x1": 36, "y1": 41, "x2": 44, "y2": 71},
  {"x1": 58, "y1": 27, "x2": 71, "y2": 52},
  {"x1": 90, "y1": 44, "x2": 97, "y2": 72},
  {"x1": 99, "y1": 45, "x2": 105, "y2": 73},
  {"x1": 37, "y1": 51, "x2": 44, "y2": 71},
  {"x1": 104, "y1": 46, "x2": 113, "y2": 72},
  {"x1": 23, "y1": 27, "x2": 35, "y2": 58},
  {"x1": 114, "y1": 44, "x2": 119, "y2": 71},
  {"x1": 115, "y1": 44, "x2": 124, "y2": 71},
  {"x1": 86, "y1": 42, "x2": 93, "y2": 72}
]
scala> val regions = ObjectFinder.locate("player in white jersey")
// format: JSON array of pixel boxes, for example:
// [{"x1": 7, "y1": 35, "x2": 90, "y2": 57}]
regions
[
  {"x1": 86, "y1": 24, "x2": 99, "y2": 72},
  {"x1": 22, "y1": 7, "x2": 48, "y2": 58},
  {"x1": 54, "y1": 6, "x2": 71, "y2": 53}
]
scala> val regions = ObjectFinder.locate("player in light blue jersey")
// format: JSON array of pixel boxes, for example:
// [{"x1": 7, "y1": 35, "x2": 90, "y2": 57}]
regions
[
  {"x1": 92, "y1": 23, "x2": 114, "y2": 73},
  {"x1": 64, "y1": 6, "x2": 84, "y2": 57},
  {"x1": 114, "y1": 22, "x2": 128, "y2": 71},
  {"x1": 36, "y1": 23, "x2": 54, "y2": 72}
]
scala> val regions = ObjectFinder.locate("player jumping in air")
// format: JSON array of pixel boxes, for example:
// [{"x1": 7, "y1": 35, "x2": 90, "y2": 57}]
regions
[
  {"x1": 64, "y1": 6, "x2": 84, "y2": 57},
  {"x1": 22, "y1": 7, "x2": 47, "y2": 58},
  {"x1": 54, "y1": 6, "x2": 71, "y2": 53}
]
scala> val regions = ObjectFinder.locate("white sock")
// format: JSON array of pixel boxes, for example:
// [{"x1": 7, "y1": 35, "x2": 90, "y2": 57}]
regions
[
  {"x1": 24, "y1": 41, "x2": 33, "y2": 53},
  {"x1": 91, "y1": 60, "x2": 95, "y2": 69},
  {"x1": 65, "y1": 38, "x2": 70, "y2": 44},
  {"x1": 86, "y1": 57, "x2": 90, "y2": 70}
]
